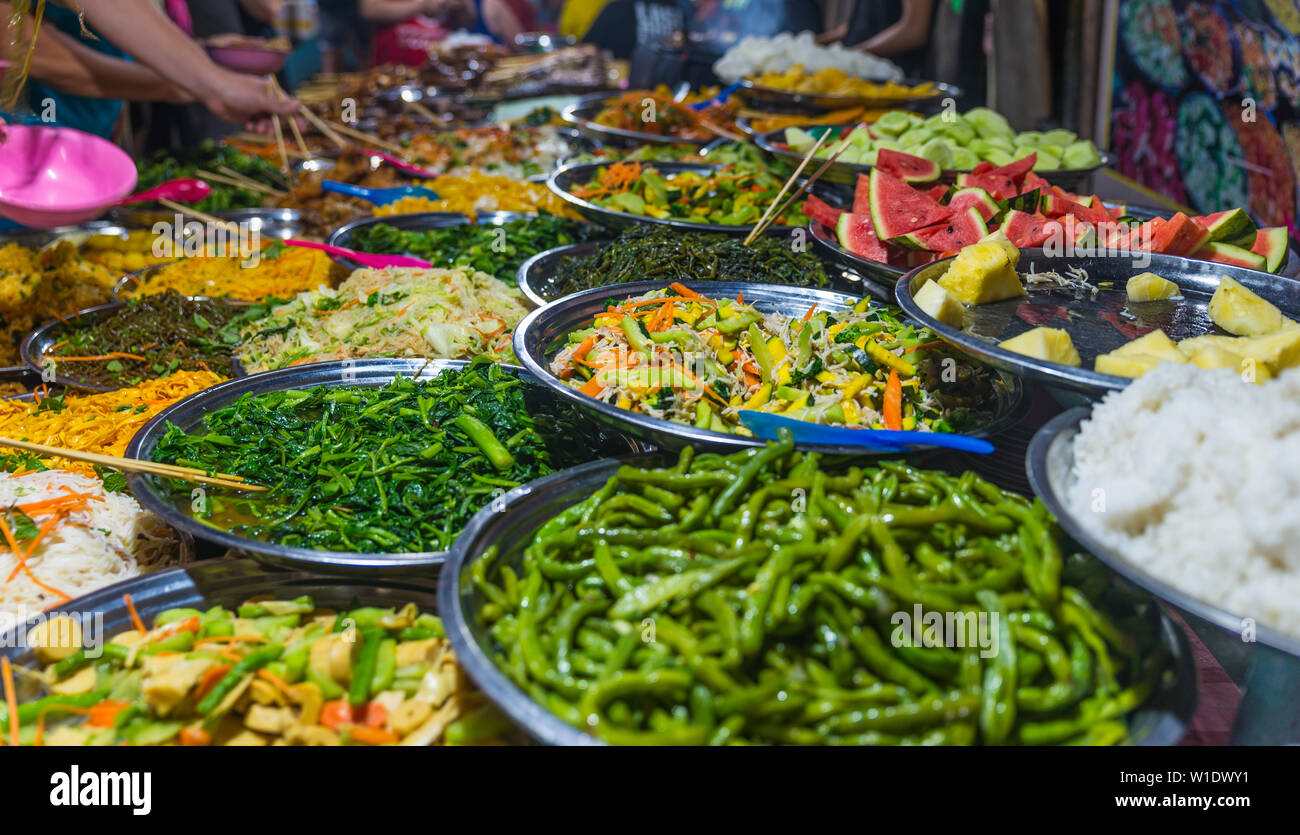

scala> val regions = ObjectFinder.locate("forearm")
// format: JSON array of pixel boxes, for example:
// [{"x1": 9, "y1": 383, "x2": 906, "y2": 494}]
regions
[
  {"x1": 359, "y1": 0, "x2": 426, "y2": 23},
  {"x1": 29, "y1": 30, "x2": 183, "y2": 101},
  {"x1": 62, "y1": 0, "x2": 225, "y2": 100},
  {"x1": 858, "y1": 0, "x2": 934, "y2": 54}
]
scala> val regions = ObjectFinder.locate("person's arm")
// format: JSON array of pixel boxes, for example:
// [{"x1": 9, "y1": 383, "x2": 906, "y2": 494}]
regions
[
  {"x1": 856, "y1": 0, "x2": 934, "y2": 55},
  {"x1": 58, "y1": 0, "x2": 299, "y2": 125},
  {"x1": 358, "y1": 0, "x2": 427, "y2": 23},
  {"x1": 482, "y1": 0, "x2": 526, "y2": 42},
  {"x1": 815, "y1": 22, "x2": 848, "y2": 45}
]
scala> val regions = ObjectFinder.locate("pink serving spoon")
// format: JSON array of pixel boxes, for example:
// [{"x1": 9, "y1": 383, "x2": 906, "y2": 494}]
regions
[
  {"x1": 284, "y1": 238, "x2": 433, "y2": 269},
  {"x1": 0, "y1": 124, "x2": 138, "y2": 227},
  {"x1": 116, "y1": 177, "x2": 212, "y2": 206},
  {"x1": 372, "y1": 151, "x2": 441, "y2": 180}
]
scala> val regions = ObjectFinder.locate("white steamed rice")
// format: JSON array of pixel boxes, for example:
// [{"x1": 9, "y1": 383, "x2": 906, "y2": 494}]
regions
[{"x1": 1067, "y1": 363, "x2": 1300, "y2": 638}]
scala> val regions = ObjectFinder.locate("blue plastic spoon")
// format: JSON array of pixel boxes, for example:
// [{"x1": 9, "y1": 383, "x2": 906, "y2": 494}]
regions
[
  {"x1": 689, "y1": 82, "x2": 742, "y2": 111},
  {"x1": 320, "y1": 180, "x2": 439, "y2": 206},
  {"x1": 737, "y1": 410, "x2": 995, "y2": 454}
]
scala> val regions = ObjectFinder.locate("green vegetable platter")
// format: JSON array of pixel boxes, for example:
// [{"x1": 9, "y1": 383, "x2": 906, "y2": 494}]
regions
[
  {"x1": 123, "y1": 358, "x2": 648, "y2": 573},
  {"x1": 439, "y1": 439, "x2": 1197, "y2": 745}
]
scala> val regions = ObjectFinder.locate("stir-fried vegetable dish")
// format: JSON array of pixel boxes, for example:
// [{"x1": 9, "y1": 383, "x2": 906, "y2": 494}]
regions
[
  {"x1": 472, "y1": 438, "x2": 1168, "y2": 745},
  {"x1": 570, "y1": 161, "x2": 812, "y2": 227},
  {"x1": 151, "y1": 364, "x2": 558, "y2": 553},
  {"x1": 550, "y1": 285, "x2": 997, "y2": 435},
  {"x1": 7, "y1": 598, "x2": 512, "y2": 746}
]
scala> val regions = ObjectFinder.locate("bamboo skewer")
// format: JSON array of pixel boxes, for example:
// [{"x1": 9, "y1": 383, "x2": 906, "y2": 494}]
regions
[
  {"x1": 216, "y1": 165, "x2": 288, "y2": 194},
  {"x1": 296, "y1": 105, "x2": 349, "y2": 149},
  {"x1": 156, "y1": 199, "x2": 241, "y2": 235},
  {"x1": 324, "y1": 119, "x2": 404, "y2": 154},
  {"x1": 743, "y1": 129, "x2": 828, "y2": 246},
  {"x1": 402, "y1": 97, "x2": 440, "y2": 124},
  {"x1": 0, "y1": 438, "x2": 267, "y2": 492},
  {"x1": 270, "y1": 76, "x2": 312, "y2": 161},
  {"x1": 195, "y1": 169, "x2": 285, "y2": 197},
  {"x1": 750, "y1": 137, "x2": 853, "y2": 241}
]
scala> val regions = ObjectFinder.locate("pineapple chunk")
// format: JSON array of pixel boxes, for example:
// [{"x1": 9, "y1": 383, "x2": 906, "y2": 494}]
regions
[
  {"x1": 1234, "y1": 328, "x2": 1300, "y2": 372},
  {"x1": 913, "y1": 280, "x2": 965, "y2": 328},
  {"x1": 1208, "y1": 275, "x2": 1284, "y2": 336},
  {"x1": 1125, "y1": 272, "x2": 1179, "y2": 301},
  {"x1": 1179, "y1": 341, "x2": 1245, "y2": 370},
  {"x1": 981, "y1": 229, "x2": 1021, "y2": 267},
  {"x1": 938, "y1": 241, "x2": 1025, "y2": 305},
  {"x1": 998, "y1": 327, "x2": 1081, "y2": 366},
  {"x1": 1095, "y1": 352, "x2": 1174, "y2": 378},
  {"x1": 1110, "y1": 329, "x2": 1186, "y2": 363}
]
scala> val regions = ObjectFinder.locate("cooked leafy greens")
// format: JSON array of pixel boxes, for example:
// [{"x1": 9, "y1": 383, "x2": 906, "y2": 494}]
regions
[{"x1": 150, "y1": 361, "x2": 558, "y2": 553}]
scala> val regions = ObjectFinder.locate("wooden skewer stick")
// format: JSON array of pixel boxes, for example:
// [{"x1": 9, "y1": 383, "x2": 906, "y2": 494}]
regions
[
  {"x1": 195, "y1": 169, "x2": 285, "y2": 197},
  {"x1": 269, "y1": 76, "x2": 312, "y2": 161},
  {"x1": 697, "y1": 117, "x2": 746, "y2": 144},
  {"x1": 156, "y1": 199, "x2": 241, "y2": 235},
  {"x1": 0, "y1": 438, "x2": 267, "y2": 492},
  {"x1": 296, "y1": 105, "x2": 349, "y2": 150},
  {"x1": 324, "y1": 119, "x2": 404, "y2": 154},
  {"x1": 743, "y1": 129, "x2": 829, "y2": 246},
  {"x1": 751, "y1": 137, "x2": 853, "y2": 241},
  {"x1": 215, "y1": 165, "x2": 288, "y2": 195},
  {"x1": 402, "y1": 96, "x2": 440, "y2": 125}
]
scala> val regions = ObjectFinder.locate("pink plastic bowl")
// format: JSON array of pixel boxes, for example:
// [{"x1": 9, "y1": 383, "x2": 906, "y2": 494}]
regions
[
  {"x1": 0, "y1": 124, "x2": 138, "y2": 228},
  {"x1": 206, "y1": 43, "x2": 290, "y2": 75}
]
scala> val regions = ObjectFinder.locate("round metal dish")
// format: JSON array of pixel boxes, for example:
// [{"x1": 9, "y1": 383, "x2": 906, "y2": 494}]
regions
[
  {"x1": 547, "y1": 161, "x2": 845, "y2": 235},
  {"x1": 513, "y1": 279, "x2": 1025, "y2": 454},
  {"x1": 809, "y1": 219, "x2": 908, "y2": 286},
  {"x1": 736, "y1": 78, "x2": 962, "y2": 113},
  {"x1": 0, "y1": 557, "x2": 440, "y2": 706},
  {"x1": 20, "y1": 298, "x2": 239, "y2": 392},
  {"x1": 895, "y1": 250, "x2": 1300, "y2": 398},
  {"x1": 561, "y1": 94, "x2": 712, "y2": 148},
  {"x1": 107, "y1": 207, "x2": 302, "y2": 239},
  {"x1": 0, "y1": 220, "x2": 132, "y2": 248},
  {"x1": 754, "y1": 124, "x2": 1115, "y2": 192},
  {"x1": 123, "y1": 358, "x2": 650, "y2": 574},
  {"x1": 440, "y1": 454, "x2": 1197, "y2": 746},
  {"x1": 515, "y1": 236, "x2": 882, "y2": 309},
  {"x1": 1027, "y1": 408, "x2": 1300, "y2": 660}
]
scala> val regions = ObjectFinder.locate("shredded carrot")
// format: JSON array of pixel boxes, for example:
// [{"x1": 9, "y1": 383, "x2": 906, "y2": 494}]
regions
[
  {"x1": 647, "y1": 300, "x2": 675, "y2": 333},
  {"x1": 0, "y1": 514, "x2": 68, "y2": 602},
  {"x1": 193, "y1": 634, "x2": 268, "y2": 647},
  {"x1": 123, "y1": 594, "x2": 146, "y2": 635},
  {"x1": 179, "y1": 725, "x2": 211, "y2": 746},
  {"x1": 669, "y1": 282, "x2": 701, "y2": 299},
  {"x1": 34, "y1": 703, "x2": 96, "y2": 746},
  {"x1": 559, "y1": 335, "x2": 597, "y2": 380},
  {"x1": 193, "y1": 664, "x2": 232, "y2": 702},
  {"x1": 257, "y1": 668, "x2": 297, "y2": 699},
  {"x1": 802, "y1": 303, "x2": 819, "y2": 322},
  {"x1": 883, "y1": 369, "x2": 903, "y2": 430},
  {"x1": 349, "y1": 725, "x2": 398, "y2": 745},
  {"x1": 1, "y1": 657, "x2": 17, "y2": 746},
  {"x1": 5, "y1": 510, "x2": 63, "y2": 583},
  {"x1": 86, "y1": 699, "x2": 130, "y2": 728}
]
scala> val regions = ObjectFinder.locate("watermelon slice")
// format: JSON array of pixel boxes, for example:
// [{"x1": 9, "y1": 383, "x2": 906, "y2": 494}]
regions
[
  {"x1": 1250, "y1": 226, "x2": 1289, "y2": 273},
  {"x1": 852, "y1": 173, "x2": 871, "y2": 214},
  {"x1": 802, "y1": 194, "x2": 844, "y2": 230},
  {"x1": 926, "y1": 183, "x2": 952, "y2": 203},
  {"x1": 955, "y1": 171, "x2": 1017, "y2": 201},
  {"x1": 1020, "y1": 171, "x2": 1051, "y2": 195},
  {"x1": 875, "y1": 148, "x2": 941, "y2": 183},
  {"x1": 836, "y1": 212, "x2": 889, "y2": 263},
  {"x1": 1195, "y1": 208, "x2": 1256, "y2": 244},
  {"x1": 1149, "y1": 212, "x2": 1211, "y2": 256},
  {"x1": 1197, "y1": 241, "x2": 1267, "y2": 271},
  {"x1": 868, "y1": 169, "x2": 953, "y2": 239},
  {"x1": 896, "y1": 207, "x2": 989, "y2": 251},
  {"x1": 947, "y1": 187, "x2": 998, "y2": 222},
  {"x1": 1001, "y1": 210, "x2": 1061, "y2": 248}
]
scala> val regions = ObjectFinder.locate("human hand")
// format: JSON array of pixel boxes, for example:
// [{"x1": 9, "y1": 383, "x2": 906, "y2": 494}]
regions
[
  {"x1": 237, "y1": 0, "x2": 285, "y2": 24},
  {"x1": 197, "y1": 70, "x2": 300, "y2": 128}
]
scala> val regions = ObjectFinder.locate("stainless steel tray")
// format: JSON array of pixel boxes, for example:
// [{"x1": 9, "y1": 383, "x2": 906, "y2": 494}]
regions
[
  {"x1": 561, "y1": 93, "x2": 712, "y2": 148},
  {"x1": 547, "y1": 161, "x2": 845, "y2": 235},
  {"x1": 754, "y1": 124, "x2": 1114, "y2": 191},
  {"x1": 440, "y1": 454, "x2": 1197, "y2": 746},
  {"x1": 107, "y1": 207, "x2": 302, "y2": 239},
  {"x1": 895, "y1": 250, "x2": 1300, "y2": 397},
  {"x1": 123, "y1": 358, "x2": 650, "y2": 574},
  {"x1": 513, "y1": 279, "x2": 1024, "y2": 454},
  {"x1": 736, "y1": 78, "x2": 962, "y2": 113}
]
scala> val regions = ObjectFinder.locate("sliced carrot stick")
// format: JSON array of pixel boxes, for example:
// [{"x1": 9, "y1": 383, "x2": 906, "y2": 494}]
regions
[
  {"x1": 883, "y1": 369, "x2": 902, "y2": 430},
  {"x1": 124, "y1": 594, "x2": 146, "y2": 635},
  {"x1": 1, "y1": 657, "x2": 17, "y2": 746},
  {"x1": 668, "y1": 282, "x2": 701, "y2": 298}
]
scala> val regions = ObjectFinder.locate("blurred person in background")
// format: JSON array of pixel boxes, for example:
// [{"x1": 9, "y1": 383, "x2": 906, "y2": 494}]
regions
[
  {"x1": 818, "y1": 0, "x2": 935, "y2": 77},
  {"x1": 319, "y1": 0, "x2": 373, "y2": 71},
  {"x1": 559, "y1": 0, "x2": 611, "y2": 40},
  {"x1": 360, "y1": 0, "x2": 476, "y2": 65},
  {"x1": 1, "y1": 0, "x2": 297, "y2": 138},
  {"x1": 473, "y1": 0, "x2": 538, "y2": 43}
]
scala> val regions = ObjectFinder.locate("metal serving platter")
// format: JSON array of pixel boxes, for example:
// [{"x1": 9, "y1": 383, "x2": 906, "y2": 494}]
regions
[
  {"x1": 0, "y1": 558, "x2": 440, "y2": 708},
  {"x1": 895, "y1": 250, "x2": 1300, "y2": 398},
  {"x1": 754, "y1": 124, "x2": 1115, "y2": 192},
  {"x1": 515, "y1": 237, "x2": 887, "y2": 309},
  {"x1": 514, "y1": 279, "x2": 1024, "y2": 455},
  {"x1": 20, "y1": 298, "x2": 240, "y2": 393},
  {"x1": 561, "y1": 94, "x2": 712, "y2": 148},
  {"x1": 107, "y1": 207, "x2": 302, "y2": 239},
  {"x1": 440, "y1": 454, "x2": 1197, "y2": 746},
  {"x1": 548, "y1": 161, "x2": 846, "y2": 236},
  {"x1": 123, "y1": 358, "x2": 650, "y2": 574},
  {"x1": 737, "y1": 78, "x2": 962, "y2": 113},
  {"x1": 0, "y1": 220, "x2": 133, "y2": 248},
  {"x1": 327, "y1": 210, "x2": 568, "y2": 273}
]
